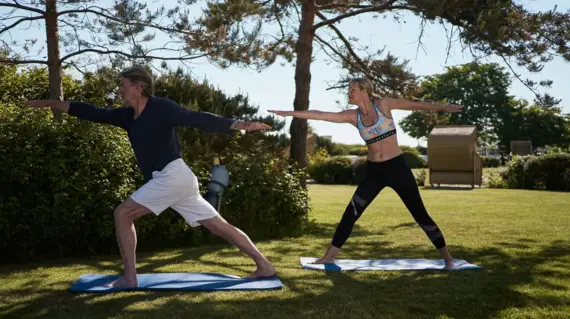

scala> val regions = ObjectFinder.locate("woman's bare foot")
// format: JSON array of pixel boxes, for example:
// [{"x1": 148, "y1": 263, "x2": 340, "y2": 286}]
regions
[
  {"x1": 444, "y1": 260, "x2": 456, "y2": 270},
  {"x1": 311, "y1": 245, "x2": 340, "y2": 264},
  {"x1": 104, "y1": 276, "x2": 138, "y2": 288},
  {"x1": 438, "y1": 246, "x2": 455, "y2": 270},
  {"x1": 246, "y1": 262, "x2": 276, "y2": 279},
  {"x1": 312, "y1": 257, "x2": 335, "y2": 264}
]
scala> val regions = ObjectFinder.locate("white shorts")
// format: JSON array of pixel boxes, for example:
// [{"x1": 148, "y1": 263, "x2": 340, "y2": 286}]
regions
[{"x1": 130, "y1": 158, "x2": 219, "y2": 227}]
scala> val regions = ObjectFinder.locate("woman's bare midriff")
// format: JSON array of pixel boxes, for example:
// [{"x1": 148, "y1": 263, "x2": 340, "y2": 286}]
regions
[{"x1": 365, "y1": 135, "x2": 403, "y2": 162}]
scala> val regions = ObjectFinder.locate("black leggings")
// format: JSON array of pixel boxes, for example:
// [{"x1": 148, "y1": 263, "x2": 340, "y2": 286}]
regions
[{"x1": 331, "y1": 154, "x2": 446, "y2": 249}]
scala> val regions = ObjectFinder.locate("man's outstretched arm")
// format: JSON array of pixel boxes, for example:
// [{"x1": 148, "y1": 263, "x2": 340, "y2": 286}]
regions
[
  {"x1": 27, "y1": 100, "x2": 70, "y2": 113},
  {"x1": 26, "y1": 100, "x2": 130, "y2": 130},
  {"x1": 163, "y1": 100, "x2": 271, "y2": 133}
]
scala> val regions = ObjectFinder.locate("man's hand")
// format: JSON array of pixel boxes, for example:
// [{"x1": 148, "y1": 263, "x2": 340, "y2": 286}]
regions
[{"x1": 232, "y1": 121, "x2": 272, "y2": 131}]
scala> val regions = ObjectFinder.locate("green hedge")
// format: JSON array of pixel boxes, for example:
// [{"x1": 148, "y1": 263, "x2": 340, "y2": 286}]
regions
[
  {"x1": 222, "y1": 153, "x2": 309, "y2": 240},
  {"x1": 482, "y1": 156, "x2": 501, "y2": 167},
  {"x1": 309, "y1": 156, "x2": 354, "y2": 184},
  {"x1": 309, "y1": 151, "x2": 425, "y2": 185},
  {"x1": 402, "y1": 151, "x2": 426, "y2": 169},
  {"x1": 487, "y1": 153, "x2": 570, "y2": 191},
  {"x1": 0, "y1": 105, "x2": 308, "y2": 262}
]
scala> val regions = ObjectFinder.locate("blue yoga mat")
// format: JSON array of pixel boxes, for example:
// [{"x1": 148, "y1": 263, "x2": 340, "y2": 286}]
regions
[
  {"x1": 69, "y1": 272, "x2": 283, "y2": 292},
  {"x1": 300, "y1": 257, "x2": 482, "y2": 271}
]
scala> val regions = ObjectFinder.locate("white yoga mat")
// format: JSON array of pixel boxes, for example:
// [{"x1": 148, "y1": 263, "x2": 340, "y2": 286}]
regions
[{"x1": 300, "y1": 257, "x2": 482, "y2": 271}]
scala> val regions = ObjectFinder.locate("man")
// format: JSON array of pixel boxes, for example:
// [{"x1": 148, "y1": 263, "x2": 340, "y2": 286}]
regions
[{"x1": 26, "y1": 66, "x2": 276, "y2": 288}]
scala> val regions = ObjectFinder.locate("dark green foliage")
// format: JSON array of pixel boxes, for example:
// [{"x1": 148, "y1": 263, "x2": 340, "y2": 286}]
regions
[
  {"x1": 221, "y1": 142, "x2": 309, "y2": 239},
  {"x1": 493, "y1": 154, "x2": 570, "y2": 191},
  {"x1": 402, "y1": 151, "x2": 427, "y2": 169},
  {"x1": 0, "y1": 66, "x2": 307, "y2": 262},
  {"x1": 0, "y1": 104, "x2": 142, "y2": 260},
  {"x1": 482, "y1": 156, "x2": 501, "y2": 168},
  {"x1": 309, "y1": 156, "x2": 354, "y2": 184},
  {"x1": 399, "y1": 62, "x2": 570, "y2": 150},
  {"x1": 352, "y1": 157, "x2": 368, "y2": 185},
  {"x1": 400, "y1": 146, "x2": 427, "y2": 169},
  {"x1": 309, "y1": 149, "x2": 425, "y2": 185},
  {"x1": 507, "y1": 154, "x2": 570, "y2": 191}
]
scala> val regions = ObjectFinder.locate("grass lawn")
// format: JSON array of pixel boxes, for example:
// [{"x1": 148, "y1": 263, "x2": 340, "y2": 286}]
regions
[{"x1": 1, "y1": 185, "x2": 569, "y2": 318}]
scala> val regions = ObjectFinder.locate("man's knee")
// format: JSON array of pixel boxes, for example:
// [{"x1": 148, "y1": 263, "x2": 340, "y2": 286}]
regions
[
  {"x1": 114, "y1": 199, "x2": 149, "y2": 222},
  {"x1": 114, "y1": 205, "x2": 130, "y2": 222}
]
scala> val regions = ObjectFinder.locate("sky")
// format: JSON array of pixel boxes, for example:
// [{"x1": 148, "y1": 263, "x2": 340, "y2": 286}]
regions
[{"x1": 2, "y1": 0, "x2": 568, "y2": 147}]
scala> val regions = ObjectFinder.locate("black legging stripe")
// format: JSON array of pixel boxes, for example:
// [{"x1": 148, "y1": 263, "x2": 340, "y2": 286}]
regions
[{"x1": 331, "y1": 154, "x2": 446, "y2": 249}]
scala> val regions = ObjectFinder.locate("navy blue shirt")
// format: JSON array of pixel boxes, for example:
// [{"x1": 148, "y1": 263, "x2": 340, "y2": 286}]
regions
[{"x1": 68, "y1": 96, "x2": 235, "y2": 182}]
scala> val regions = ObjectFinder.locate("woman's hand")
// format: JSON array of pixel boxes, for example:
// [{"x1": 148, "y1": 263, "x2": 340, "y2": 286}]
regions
[
  {"x1": 268, "y1": 110, "x2": 291, "y2": 117},
  {"x1": 444, "y1": 104, "x2": 464, "y2": 113}
]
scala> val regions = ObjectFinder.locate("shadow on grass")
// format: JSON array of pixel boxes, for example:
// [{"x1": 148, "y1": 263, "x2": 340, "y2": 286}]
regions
[
  {"x1": 421, "y1": 186, "x2": 478, "y2": 191},
  {"x1": 1, "y1": 235, "x2": 569, "y2": 319}
]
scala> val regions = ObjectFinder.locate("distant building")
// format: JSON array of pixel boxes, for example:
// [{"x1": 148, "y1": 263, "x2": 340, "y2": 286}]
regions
[{"x1": 306, "y1": 134, "x2": 317, "y2": 155}]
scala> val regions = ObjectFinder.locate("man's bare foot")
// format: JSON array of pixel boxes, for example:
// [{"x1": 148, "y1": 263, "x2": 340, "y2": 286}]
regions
[
  {"x1": 246, "y1": 263, "x2": 276, "y2": 279},
  {"x1": 104, "y1": 276, "x2": 138, "y2": 288},
  {"x1": 312, "y1": 257, "x2": 335, "y2": 264}
]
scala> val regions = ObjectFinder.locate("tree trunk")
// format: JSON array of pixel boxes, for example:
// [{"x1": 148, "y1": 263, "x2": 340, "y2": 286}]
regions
[
  {"x1": 291, "y1": 0, "x2": 316, "y2": 188},
  {"x1": 45, "y1": 0, "x2": 63, "y2": 120}
]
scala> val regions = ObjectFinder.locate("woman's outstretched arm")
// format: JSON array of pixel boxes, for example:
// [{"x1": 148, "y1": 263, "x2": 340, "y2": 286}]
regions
[{"x1": 268, "y1": 109, "x2": 354, "y2": 124}]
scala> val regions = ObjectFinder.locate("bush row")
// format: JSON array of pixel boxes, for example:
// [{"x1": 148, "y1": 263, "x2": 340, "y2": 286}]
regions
[
  {"x1": 486, "y1": 153, "x2": 570, "y2": 191},
  {"x1": 308, "y1": 150, "x2": 427, "y2": 185},
  {"x1": 0, "y1": 108, "x2": 307, "y2": 262}
]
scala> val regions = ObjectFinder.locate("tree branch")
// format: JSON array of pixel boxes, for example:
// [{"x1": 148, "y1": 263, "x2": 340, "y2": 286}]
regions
[
  {"x1": 313, "y1": 33, "x2": 378, "y2": 85},
  {"x1": 58, "y1": 8, "x2": 199, "y2": 36},
  {"x1": 317, "y1": 4, "x2": 376, "y2": 10},
  {"x1": 59, "y1": 48, "x2": 209, "y2": 64},
  {"x1": 498, "y1": 53, "x2": 541, "y2": 99},
  {"x1": 315, "y1": 11, "x2": 373, "y2": 78},
  {"x1": 313, "y1": 0, "x2": 399, "y2": 30},
  {"x1": 324, "y1": 84, "x2": 346, "y2": 91},
  {"x1": 0, "y1": 58, "x2": 48, "y2": 65},
  {"x1": 270, "y1": 1, "x2": 286, "y2": 44},
  {"x1": 0, "y1": 2, "x2": 45, "y2": 15},
  {"x1": 0, "y1": 15, "x2": 44, "y2": 35}
]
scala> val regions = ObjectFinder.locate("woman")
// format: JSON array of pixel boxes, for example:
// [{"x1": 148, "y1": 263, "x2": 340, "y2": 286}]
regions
[{"x1": 269, "y1": 78, "x2": 462, "y2": 270}]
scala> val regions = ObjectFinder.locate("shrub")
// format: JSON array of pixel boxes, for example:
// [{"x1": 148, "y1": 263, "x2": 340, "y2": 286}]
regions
[
  {"x1": 403, "y1": 151, "x2": 427, "y2": 168},
  {"x1": 400, "y1": 145, "x2": 419, "y2": 154},
  {"x1": 497, "y1": 153, "x2": 570, "y2": 191},
  {"x1": 309, "y1": 156, "x2": 353, "y2": 184},
  {"x1": 309, "y1": 152, "x2": 427, "y2": 185},
  {"x1": 485, "y1": 171, "x2": 508, "y2": 188},
  {"x1": 307, "y1": 147, "x2": 329, "y2": 169},
  {"x1": 348, "y1": 145, "x2": 368, "y2": 156},
  {"x1": 0, "y1": 104, "x2": 142, "y2": 261},
  {"x1": 0, "y1": 104, "x2": 309, "y2": 262},
  {"x1": 222, "y1": 153, "x2": 309, "y2": 240},
  {"x1": 482, "y1": 156, "x2": 501, "y2": 167},
  {"x1": 352, "y1": 157, "x2": 368, "y2": 185},
  {"x1": 415, "y1": 169, "x2": 427, "y2": 186}
]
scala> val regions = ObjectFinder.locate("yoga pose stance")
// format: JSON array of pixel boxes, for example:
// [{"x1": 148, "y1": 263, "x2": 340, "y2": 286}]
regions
[
  {"x1": 26, "y1": 66, "x2": 276, "y2": 287},
  {"x1": 270, "y1": 78, "x2": 462, "y2": 270}
]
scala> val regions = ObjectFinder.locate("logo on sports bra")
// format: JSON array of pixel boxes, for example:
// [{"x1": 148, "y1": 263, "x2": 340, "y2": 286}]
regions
[{"x1": 367, "y1": 121, "x2": 395, "y2": 136}]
